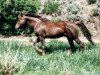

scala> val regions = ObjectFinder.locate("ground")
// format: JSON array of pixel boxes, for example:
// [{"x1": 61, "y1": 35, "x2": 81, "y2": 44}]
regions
[
  {"x1": 0, "y1": 35, "x2": 100, "y2": 44},
  {"x1": 0, "y1": 35, "x2": 100, "y2": 75}
]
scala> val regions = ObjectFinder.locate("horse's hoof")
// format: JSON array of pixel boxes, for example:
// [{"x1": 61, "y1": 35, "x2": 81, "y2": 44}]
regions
[
  {"x1": 37, "y1": 51, "x2": 46, "y2": 56},
  {"x1": 42, "y1": 53, "x2": 45, "y2": 56},
  {"x1": 67, "y1": 49, "x2": 72, "y2": 55},
  {"x1": 41, "y1": 51, "x2": 46, "y2": 56}
]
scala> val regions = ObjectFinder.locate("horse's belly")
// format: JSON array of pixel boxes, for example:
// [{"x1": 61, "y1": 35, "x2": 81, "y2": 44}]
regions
[
  {"x1": 45, "y1": 34, "x2": 64, "y2": 38},
  {"x1": 45, "y1": 27, "x2": 65, "y2": 38}
]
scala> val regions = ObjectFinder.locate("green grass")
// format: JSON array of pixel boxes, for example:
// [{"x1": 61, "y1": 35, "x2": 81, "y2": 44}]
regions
[{"x1": 0, "y1": 40, "x2": 100, "y2": 75}]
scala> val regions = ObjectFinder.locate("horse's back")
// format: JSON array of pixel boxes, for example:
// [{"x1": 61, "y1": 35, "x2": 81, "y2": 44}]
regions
[{"x1": 38, "y1": 18, "x2": 79, "y2": 38}]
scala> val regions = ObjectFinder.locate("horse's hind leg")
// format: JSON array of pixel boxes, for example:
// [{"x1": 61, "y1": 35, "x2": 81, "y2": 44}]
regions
[
  {"x1": 67, "y1": 37, "x2": 75, "y2": 54},
  {"x1": 74, "y1": 38, "x2": 84, "y2": 51}
]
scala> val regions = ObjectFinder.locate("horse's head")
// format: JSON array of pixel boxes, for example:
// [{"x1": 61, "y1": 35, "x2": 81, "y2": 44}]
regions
[{"x1": 15, "y1": 13, "x2": 26, "y2": 29}]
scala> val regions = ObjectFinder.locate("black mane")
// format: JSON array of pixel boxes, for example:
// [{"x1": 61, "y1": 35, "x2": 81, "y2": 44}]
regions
[
  {"x1": 25, "y1": 13, "x2": 51, "y2": 22},
  {"x1": 25, "y1": 13, "x2": 42, "y2": 18}
]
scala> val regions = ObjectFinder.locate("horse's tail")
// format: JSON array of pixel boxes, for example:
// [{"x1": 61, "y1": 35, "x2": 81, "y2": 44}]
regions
[{"x1": 75, "y1": 20, "x2": 94, "y2": 45}]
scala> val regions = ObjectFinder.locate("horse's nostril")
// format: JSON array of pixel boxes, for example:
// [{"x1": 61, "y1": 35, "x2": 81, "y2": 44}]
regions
[{"x1": 15, "y1": 26, "x2": 17, "y2": 29}]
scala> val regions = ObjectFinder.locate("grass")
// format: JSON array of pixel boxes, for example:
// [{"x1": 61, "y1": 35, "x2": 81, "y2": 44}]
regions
[{"x1": 0, "y1": 40, "x2": 100, "y2": 75}]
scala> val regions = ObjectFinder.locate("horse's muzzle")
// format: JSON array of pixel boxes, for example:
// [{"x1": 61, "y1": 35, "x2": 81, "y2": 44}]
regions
[{"x1": 15, "y1": 24, "x2": 19, "y2": 29}]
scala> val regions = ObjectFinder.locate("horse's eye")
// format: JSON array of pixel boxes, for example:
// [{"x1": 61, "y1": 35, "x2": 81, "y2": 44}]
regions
[{"x1": 18, "y1": 19, "x2": 21, "y2": 21}]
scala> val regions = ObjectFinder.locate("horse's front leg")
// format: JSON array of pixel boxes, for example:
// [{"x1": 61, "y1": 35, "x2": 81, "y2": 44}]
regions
[
  {"x1": 39, "y1": 36, "x2": 46, "y2": 55},
  {"x1": 33, "y1": 37, "x2": 43, "y2": 54},
  {"x1": 33, "y1": 36, "x2": 46, "y2": 55}
]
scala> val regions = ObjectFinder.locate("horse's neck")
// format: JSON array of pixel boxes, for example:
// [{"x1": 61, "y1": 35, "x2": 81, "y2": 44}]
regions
[
  {"x1": 40, "y1": 17, "x2": 50, "y2": 21},
  {"x1": 25, "y1": 16, "x2": 41, "y2": 27},
  {"x1": 25, "y1": 16, "x2": 41, "y2": 22}
]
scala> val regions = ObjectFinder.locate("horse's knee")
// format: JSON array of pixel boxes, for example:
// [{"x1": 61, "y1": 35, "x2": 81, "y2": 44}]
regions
[
  {"x1": 34, "y1": 40, "x2": 46, "y2": 55},
  {"x1": 79, "y1": 43, "x2": 84, "y2": 52},
  {"x1": 42, "y1": 45, "x2": 45, "y2": 50},
  {"x1": 33, "y1": 42, "x2": 36, "y2": 46},
  {"x1": 75, "y1": 38, "x2": 82, "y2": 44},
  {"x1": 81, "y1": 43, "x2": 85, "y2": 48},
  {"x1": 33, "y1": 38, "x2": 40, "y2": 46}
]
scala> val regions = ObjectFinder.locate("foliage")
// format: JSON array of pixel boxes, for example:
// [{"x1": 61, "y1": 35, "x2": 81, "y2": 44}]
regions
[
  {"x1": 43, "y1": 2, "x2": 59, "y2": 14},
  {"x1": 97, "y1": 5, "x2": 100, "y2": 14},
  {"x1": 91, "y1": 5, "x2": 100, "y2": 16},
  {"x1": 67, "y1": 2, "x2": 80, "y2": 20},
  {"x1": 0, "y1": 40, "x2": 100, "y2": 75},
  {"x1": 87, "y1": 0, "x2": 97, "y2": 4},
  {"x1": 91, "y1": 9, "x2": 99, "y2": 16},
  {"x1": 0, "y1": 41, "x2": 31, "y2": 75},
  {"x1": 67, "y1": 3, "x2": 79, "y2": 14},
  {"x1": 51, "y1": 17, "x2": 62, "y2": 22},
  {"x1": 0, "y1": 0, "x2": 41, "y2": 35}
]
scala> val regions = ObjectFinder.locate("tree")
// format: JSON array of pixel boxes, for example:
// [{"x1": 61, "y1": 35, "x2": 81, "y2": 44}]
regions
[{"x1": 0, "y1": 0, "x2": 41, "y2": 35}]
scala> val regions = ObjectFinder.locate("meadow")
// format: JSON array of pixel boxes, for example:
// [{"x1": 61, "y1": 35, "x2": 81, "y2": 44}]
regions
[{"x1": 0, "y1": 40, "x2": 100, "y2": 75}]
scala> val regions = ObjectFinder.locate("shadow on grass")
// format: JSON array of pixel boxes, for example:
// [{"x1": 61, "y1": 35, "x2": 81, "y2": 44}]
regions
[
  {"x1": 38, "y1": 40, "x2": 79, "y2": 54},
  {"x1": 38, "y1": 40, "x2": 97, "y2": 54},
  {"x1": 0, "y1": 40, "x2": 97, "y2": 55},
  {"x1": 84, "y1": 43, "x2": 98, "y2": 50}
]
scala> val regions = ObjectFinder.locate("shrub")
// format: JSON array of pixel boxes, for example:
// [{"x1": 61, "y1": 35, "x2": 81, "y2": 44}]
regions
[
  {"x1": 43, "y1": 2, "x2": 59, "y2": 14},
  {"x1": 0, "y1": 0, "x2": 41, "y2": 35},
  {"x1": 87, "y1": 0, "x2": 97, "y2": 4},
  {"x1": 51, "y1": 17, "x2": 62, "y2": 22},
  {"x1": 67, "y1": 3, "x2": 79, "y2": 14},
  {"x1": 67, "y1": 14, "x2": 79, "y2": 20},
  {"x1": 91, "y1": 9, "x2": 99, "y2": 16},
  {"x1": 0, "y1": 41, "x2": 30, "y2": 75},
  {"x1": 67, "y1": 3, "x2": 80, "y2": 20},
  {"x1": 91, "y1": 5, "x2": 100, "y2": 16},
  {"x1": 97, "y1": 5, "x2": 100, "y2": 14}
]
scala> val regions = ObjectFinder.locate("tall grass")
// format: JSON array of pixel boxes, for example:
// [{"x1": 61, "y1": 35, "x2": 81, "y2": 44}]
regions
[
  {"x1": 0, "y1": 40, "x2": 100, "y2": 75},
  {"x1": 0, "y1": 41, "x2": 34, "y2": 75}
]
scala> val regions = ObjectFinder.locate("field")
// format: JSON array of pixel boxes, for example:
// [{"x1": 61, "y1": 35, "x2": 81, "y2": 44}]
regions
[
  {"x1": 0, "y1": 0, "x2": 100, "y2": 75},
  {"x1": 0, "y1": 39, "x2": 100, "y2": 75}
]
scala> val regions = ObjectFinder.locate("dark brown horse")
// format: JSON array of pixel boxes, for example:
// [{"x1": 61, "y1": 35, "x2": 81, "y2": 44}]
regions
[{"x1": 15, "y1": 13, "x2": 94, "y2": 55}]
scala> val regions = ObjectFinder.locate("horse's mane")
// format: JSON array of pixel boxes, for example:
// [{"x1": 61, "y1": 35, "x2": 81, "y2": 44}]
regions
[
  {"x1": 25, "y1": 13, "x2": 42, "y2": 18},
  {"x1": 25, "y1": 13, "x2": 51, "y2": 22}
]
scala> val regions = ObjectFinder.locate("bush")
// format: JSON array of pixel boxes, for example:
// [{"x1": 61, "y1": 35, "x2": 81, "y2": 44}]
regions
[
  {"x1": 67, "y1": 3, "x2": 79, "y2": 14},
  {"x1": 0, "y1": 0, "x2": 41, "y2": 35},
  {"x1": 87, "y1": 0, "x2": 97, "y2": 4},
  {"x1": 0, "y1": 41, "x2": 30, "y2": 75},
  {"x1": 91, "y1": 9, "x2": 99, "y2": 16},
  {"x1": 91, "y1": 5, "x2": 100, "y2": 16},
  {"x1": 43, "y1": 2, "x2": 59, "y2": 14},
  {"x1": 67, "y1": 3, "x2": 80, "y2": 20},
  {"x1": 51, "y1": 17, "x2": 62, "y2": 22},
  {"x1": 97, "y1": 5, "x2": 100, "y2": 14},
  {"x1": 67, "y1": 14, "x2": 79, "y2": 20}
]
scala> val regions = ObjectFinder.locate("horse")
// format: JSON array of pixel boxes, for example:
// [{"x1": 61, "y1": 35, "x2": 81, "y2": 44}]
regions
[{"x1": 15, "y1": 13, "x2": 94, "y2": 55}]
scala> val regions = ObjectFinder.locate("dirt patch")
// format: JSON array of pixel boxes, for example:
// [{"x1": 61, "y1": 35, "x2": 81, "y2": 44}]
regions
[{"x1": 0, "y1": 35, "x2": 100, "y2": 45}]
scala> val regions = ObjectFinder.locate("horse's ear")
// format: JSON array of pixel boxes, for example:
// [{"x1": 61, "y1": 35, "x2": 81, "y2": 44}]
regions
[
  {"x1": 18, "y1": 13, "x2": 24, "y2": 18},
  {"x1": 20, "y1": 13, "x2": 23, "y2": 17}
]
